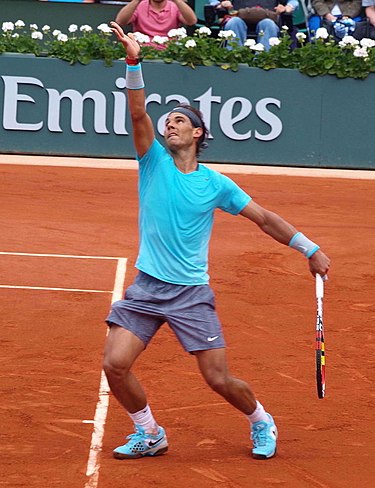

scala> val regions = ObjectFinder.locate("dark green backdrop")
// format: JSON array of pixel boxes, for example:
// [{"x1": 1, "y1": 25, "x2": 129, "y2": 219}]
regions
[{"x1": 0, "y1": 55, "x2": 374, "y2": 169}]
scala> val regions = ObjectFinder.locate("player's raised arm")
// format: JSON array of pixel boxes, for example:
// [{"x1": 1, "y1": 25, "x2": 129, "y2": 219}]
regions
[
  {"x1": 240, "y1": 200, "x2": 330, "y2": 277},
  {"x1": 110, "y1": 22, "x2": 154, "y2": 158}
]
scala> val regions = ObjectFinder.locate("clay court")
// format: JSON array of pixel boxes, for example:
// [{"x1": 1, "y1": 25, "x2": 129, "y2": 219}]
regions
[{"x1": 1, "y1": 157, "x2": 374, "y2": 488}]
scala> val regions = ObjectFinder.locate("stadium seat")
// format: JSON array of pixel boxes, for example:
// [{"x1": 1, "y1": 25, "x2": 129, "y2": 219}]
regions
[
  {"x1": 292, "y1": 0, "x2": 311, "y2": 39},
  {"x1": 192, "y1": 0, "x2": 222, "y2": 35},
  {"x1": 193, "y1": 1, "x2": 305, "y2": 42}
]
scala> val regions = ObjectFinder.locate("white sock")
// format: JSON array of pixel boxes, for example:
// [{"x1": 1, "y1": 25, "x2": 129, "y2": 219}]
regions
[
  {"x1": 128, "y1": 404, "x2": 158, "y2": 434},
  {"x1": 246, "y1": 401, "x2": 269, "y2": 425}
]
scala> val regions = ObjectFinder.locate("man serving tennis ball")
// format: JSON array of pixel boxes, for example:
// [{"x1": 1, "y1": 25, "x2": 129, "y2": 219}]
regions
[{"x1": 103, "y1": 22, "x2": 331, "y2": 461}]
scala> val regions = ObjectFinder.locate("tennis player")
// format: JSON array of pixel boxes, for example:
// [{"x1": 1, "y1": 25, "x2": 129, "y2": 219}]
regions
[{"x1": 104, "y1": 22, "x2": 331, "y2": 461}]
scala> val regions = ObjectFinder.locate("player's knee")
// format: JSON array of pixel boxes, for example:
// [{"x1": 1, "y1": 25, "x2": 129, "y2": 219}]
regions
[
  {"x1": 204, "y1": 372, "x2": 229, "y2": 395},
  {"x1": 103, "y1": 351, "x2": 131, "y2": 379}
]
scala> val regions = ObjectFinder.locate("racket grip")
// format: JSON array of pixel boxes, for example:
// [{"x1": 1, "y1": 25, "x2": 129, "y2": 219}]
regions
[{"x1": 315, "y1": 274, "x2": 324, "y2": 298}]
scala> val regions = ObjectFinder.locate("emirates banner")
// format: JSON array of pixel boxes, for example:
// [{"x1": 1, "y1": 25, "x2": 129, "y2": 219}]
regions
[{"x1": 0, "y1": 55, "x2": 374, "y2": 169}]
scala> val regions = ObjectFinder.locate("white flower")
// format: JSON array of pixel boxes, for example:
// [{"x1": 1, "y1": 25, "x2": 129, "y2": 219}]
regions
[
  {"x1": 269, "y1": 37, "x2": 281, "y2": 47},
  {"x1": 2, "y1": 22, "x2": 15, "y2": 32},
  {"x1": 176, "y1": 27, "x2": 187, "y2": 39},
  {"x1": 338, "y1": 35, "x2": 359, "y2": 47},
  {"x1": 244, "y1": 38, "x2": 256, "y2": 48},
  {"x1": 133, "y1": 32, "x2": 151, "y2": 44},
  {"x1": 97, "y1": 23, "x2": 112, "y2": 35},
  {"x1": 42, "y1": 25, "x2": 50, "y2": 33},
  {"x1": 168, "y1": 27, "x2": 187, "y2": 39},
  {"x1": 218, "y1": 30, "x2": 236, "y2": 39},
  {"x1": 251, "y1": 43, "x2": 265, "y2": 52},
  {"x1": 185, "y1": 39, "x2": 197, "y2": 48},
  {"x1": 168, "y1": 28, "x2": 179, "y2": 38},
  {"x1": 31, "y1": 31, "x2": 43, "y2": 40},
  {"x1": 52, "y1": 29, "x2": 61, "y2": 37},
  {"x1": 281, "y1": 25, "x2": 289, "y2": 31},
  {"x1": 353, "y1": 46, "x2": 369, "y2": 58},
  {"x1": 15, "y1": 20, "x2": 25, "y2": 29},
  {"x1": 12, "y1": 33, "x2": 20, "y2": 39},
  {"x1": 360, "y1": 38, "x2": 375, "y2": 49},
  {"x1": 152, "y1": 35, "x2": 169, "y2": 45},
  {"x1": 296, "y1": 32, "x2": 307, "y2": 41},
  {"x1": 68, "y1": 24, "x2": 78, "y2": 33},
  {"x1": 80, "y1": 24, "x2": 93, "y2": 33},
  {"x1": 30, "y1": 24, "x2": 38, "y2": 31},
  {"x1": 197, "y1": 26, "x2": 211, "y2": 37},
  {"x1": 343, "y1": 36, "x2": 359, "y2": 45},
  {"x1": 315, "y1": 27, "x2": 329, "y2": 40},
  {"x1": 57, "y1": 33, "x2": 68, "y2": 42}
]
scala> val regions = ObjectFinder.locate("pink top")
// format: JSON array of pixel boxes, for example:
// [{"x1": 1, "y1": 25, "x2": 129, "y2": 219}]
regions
[{"x1": 131, "y1": 0, "x2": 184, "y2": 37}]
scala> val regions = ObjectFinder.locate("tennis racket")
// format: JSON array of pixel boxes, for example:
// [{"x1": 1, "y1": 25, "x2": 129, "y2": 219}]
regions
[{"x1": 315, "y1": 274, "x2": 326, "y2": 399}]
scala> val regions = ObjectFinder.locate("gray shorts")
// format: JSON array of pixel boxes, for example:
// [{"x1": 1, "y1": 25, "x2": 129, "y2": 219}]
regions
[{"x1": 106, "y1": 271, "x2": 226, "y2": 353}]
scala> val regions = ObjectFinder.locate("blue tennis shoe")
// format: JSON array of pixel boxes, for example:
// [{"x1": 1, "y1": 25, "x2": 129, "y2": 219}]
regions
[
  {"x1": 251, "y1": 414, "x2": 278, "y2": 459},
  {"x1": 113, "y1": 425, "x2": 168, "y2": 459}
]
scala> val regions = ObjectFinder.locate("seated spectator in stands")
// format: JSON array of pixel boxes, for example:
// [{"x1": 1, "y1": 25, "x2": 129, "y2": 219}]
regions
[
  {"x1": 115, "y1": 0, "x2": 197, "y2": 43},
  {"x1": 209, "y1": 0, "x2": 299, "y2": 51},
  {"x1": 309, "y1": 0, "x2": 363, "y2": 39},
  {"x1": 363, "y1": 0, "x2": 375, "y2": 37}
]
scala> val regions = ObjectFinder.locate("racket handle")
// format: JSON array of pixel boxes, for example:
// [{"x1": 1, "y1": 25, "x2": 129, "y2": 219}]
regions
[{"x1": 315, "y1": 274, "x2": 325, "y2": 298}]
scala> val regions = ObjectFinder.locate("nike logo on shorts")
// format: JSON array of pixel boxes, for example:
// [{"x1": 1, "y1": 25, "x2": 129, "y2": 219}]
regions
[{"x1": 207, "y1": 335, "x2": 219, "y2": 342}]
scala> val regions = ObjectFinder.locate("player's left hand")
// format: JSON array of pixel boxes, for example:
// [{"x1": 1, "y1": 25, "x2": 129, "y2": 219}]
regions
[
  {"x1": 308, "y1": 250, "x2": 330, "y2": 278},
  {"x1": 110, "y1": 22, "x2": 140, "y2": 59}
]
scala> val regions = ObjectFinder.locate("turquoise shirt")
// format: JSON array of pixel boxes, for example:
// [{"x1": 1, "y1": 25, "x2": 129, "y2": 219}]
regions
[{"x1": 135, "y1": 139, "x2": 251, "y2": 285}]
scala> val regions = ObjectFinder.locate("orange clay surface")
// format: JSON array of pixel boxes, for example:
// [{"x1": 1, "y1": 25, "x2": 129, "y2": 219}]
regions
[{"x1": 0, "y1": 162, "x2": 374, "y2": 488}]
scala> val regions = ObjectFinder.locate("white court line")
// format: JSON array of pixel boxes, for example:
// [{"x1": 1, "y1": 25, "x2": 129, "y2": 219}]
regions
[
  {"x1": 84, "y1": 257, "x2": 127, "y2": 488},
  {"x1": 0, "y1": 251, "x2": 123, "y2": 261},
  {"x1": 0, "y1": 154, "x2": 374, "y2": 179},
  {"x1": 0, "y1": 251, "x2": 127, "y2": 487},
  {"x1": 0, "y1": 285, "x2": 111, "y2": 293},
  {"x1": 0, "y1": 252, "x2": 122, "y2": 294}
]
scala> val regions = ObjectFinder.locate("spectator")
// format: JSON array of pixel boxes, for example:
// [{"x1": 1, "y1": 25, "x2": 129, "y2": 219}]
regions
[
  {"x1": 209, "y1": 0, "x2": 299, "y2": 51},
  {"x1": 115, "y1": 0, "x2": 197, "y2": 42},
  {"x1": 309, "y1": 0, "x2": 363, "y2": 39},
  {"x1": 363, "y1": 0, "x2": 375, "y2": 38}
]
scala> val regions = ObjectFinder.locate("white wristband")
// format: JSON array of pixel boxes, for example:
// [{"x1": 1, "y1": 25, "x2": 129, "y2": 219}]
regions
[
  {"x1": 125, "y1": 64, "x2": 145, "y2": 90},
  {"x1": 289, "y1": 232, "x2": 320, "y2": 258}
]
